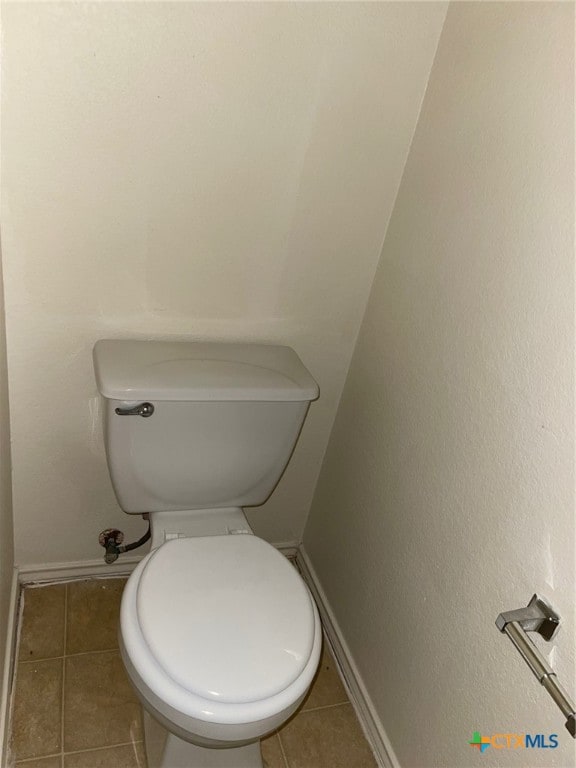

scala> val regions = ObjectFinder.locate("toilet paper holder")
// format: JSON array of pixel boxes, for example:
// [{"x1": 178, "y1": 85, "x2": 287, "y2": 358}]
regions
[{"x1": 496, "y1": 594, "x2": 575, "y2": 738}]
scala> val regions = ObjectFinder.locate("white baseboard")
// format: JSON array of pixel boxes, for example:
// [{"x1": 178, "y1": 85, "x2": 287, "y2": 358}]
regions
[
  {"x1": 18, "y1": 542, "x2": 299, "y2": 586},
  {"x1": 18, "y1": 536, "x2": 300, "y2": 585},
  {"x1": 273, "y1": 542, "x2": 299, "y2": 559},
  {"x1": 296, "y1": 545, "x2": 400, "y2": 768},
  {"x1": 0, "y1": 566, "x2": 20, "y2": 768},
  {"x1": 18, "y1": 555, "x2": 143, "y2": 584}
]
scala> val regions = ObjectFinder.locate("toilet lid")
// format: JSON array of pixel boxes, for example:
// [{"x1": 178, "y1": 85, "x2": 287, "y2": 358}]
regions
[{"x1": 135, "y1": 535, "x2": 316, "y2": 705}]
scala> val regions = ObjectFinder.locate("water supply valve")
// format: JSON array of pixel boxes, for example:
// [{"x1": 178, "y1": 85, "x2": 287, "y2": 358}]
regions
[{"x1": 99, "y1": 528, "x2": 124, "y2": 564}]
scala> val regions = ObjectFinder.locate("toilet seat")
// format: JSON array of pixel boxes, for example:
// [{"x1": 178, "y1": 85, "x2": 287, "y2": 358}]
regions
[{"x1": 121, "y1": 535, "x2": 321, "y2": 726}]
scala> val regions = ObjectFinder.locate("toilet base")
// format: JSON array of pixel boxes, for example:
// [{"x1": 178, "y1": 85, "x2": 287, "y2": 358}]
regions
[{"x1": 144, "y1": 710, "x2": 264, "y2": 768}]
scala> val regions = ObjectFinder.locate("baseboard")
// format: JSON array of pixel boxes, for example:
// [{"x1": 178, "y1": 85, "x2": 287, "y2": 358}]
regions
[
  {"x1": 0, "y1": 566, "x2": 20, "y2": 768},
  {"x1": 296, "y1": 545, "x2": 400, "y2": 768},
  {"x1": 273, "y1": 541, "x2": 299, "y2": 559},
  {"x1": 18, "y1": 554, "x2": 143, "y2": 584},
  {"x1": 18, "y1": 538, "x2": 299, "y2": 585}
]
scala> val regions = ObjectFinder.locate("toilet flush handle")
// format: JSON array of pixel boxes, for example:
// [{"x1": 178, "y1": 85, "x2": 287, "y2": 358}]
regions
[{"x1": 115, "y1": 402, "x2": 155, "y2": 418}]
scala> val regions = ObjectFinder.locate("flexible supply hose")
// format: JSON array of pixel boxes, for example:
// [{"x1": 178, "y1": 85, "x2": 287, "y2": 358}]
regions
[{"x1": 102, "y1": 521, "x2": 151, "y2": 564}]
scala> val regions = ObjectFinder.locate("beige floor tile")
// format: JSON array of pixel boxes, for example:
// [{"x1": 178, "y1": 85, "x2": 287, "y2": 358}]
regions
[
  {"x1": 301, "y1": 644, "x2": 349, "y2": 712},
  {"x1": 64, "y1": 742, "x2": 146, "y2": 768},
  {"x1": 261, "y1": 732, "x2": 286, "y2": 768},
  {"x1": 279, "y1": 703, "x2": 376, "y2": 768},
  {"x1": 11, "y1": 659, "x2": 63, "y2": 761},
  {"x1": 64, "y1": 651, "x2": 142, "y2": 752},
  {"x1": 66, "y1": 579, "x2": 126, "y2": 655},
  {"x1": 15, "y1": 757, "x2": 61, "y2": 768},
  {"x1": 19, "y1": 585, "x2": 66, "y2": 662}
]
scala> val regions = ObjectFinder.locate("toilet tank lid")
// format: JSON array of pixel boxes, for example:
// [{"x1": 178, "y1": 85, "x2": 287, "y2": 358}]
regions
[{"x1": 93, "y1": 340, "x2": 319, "y2": 402}]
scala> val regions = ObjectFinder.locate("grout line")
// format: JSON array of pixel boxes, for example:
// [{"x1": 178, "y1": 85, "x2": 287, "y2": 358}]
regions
[
  {"x1": 276, "y1": 730, "x2": 290, "y2": 768},
  {"x1": 64, "y1": 647, "x2": 120, "y2": 658},
  {"x1": 18, "y1": 657, "x2": 65, "y2": 665},
  {"x1": 14, "y1": 753, "x2": 61, "y2": 765},
  {"x1": 19, "y1": 647, "x2": 120, "y2": 665},
  {"x1": 300, "y1": 700, "x2": 351, "y2": 714},
  {"x1": 63, "y1": 740, "x2": 144, "y2": 757},
  {"x1": 61, "y1": 583, "x2": 68, "y2": 768}
]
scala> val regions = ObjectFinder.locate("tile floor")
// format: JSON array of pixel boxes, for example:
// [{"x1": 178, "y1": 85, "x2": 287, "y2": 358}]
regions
[{"x1": 9, "y1": 578, "x2": 377, "y2": 768}]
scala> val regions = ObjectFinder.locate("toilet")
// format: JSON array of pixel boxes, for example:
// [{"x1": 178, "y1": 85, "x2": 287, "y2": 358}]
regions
[{"x1": 93, "y1": 340, "x2": 322, "y2": 768}]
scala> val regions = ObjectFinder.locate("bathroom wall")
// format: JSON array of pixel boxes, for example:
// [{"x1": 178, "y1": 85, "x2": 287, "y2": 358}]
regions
[
  {"x1": 0, "y1": 238, "x2": 14, "y2": 736},
  {"x1": 0, "y1": 2, "x2": 447, "y2": 566},
  {"x1": 304, "y1": 3, "x2": 575, "y2": 767}
]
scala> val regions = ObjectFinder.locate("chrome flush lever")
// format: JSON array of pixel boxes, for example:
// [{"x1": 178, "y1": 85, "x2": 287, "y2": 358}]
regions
[{"x1": 115, "y1": 402, "x2": 155, "y2": 418}]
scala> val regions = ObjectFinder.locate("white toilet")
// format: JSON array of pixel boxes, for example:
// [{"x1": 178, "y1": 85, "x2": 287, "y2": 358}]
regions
[{"x1": 93, "y1": 340, "x2": 322, "y2": 768}]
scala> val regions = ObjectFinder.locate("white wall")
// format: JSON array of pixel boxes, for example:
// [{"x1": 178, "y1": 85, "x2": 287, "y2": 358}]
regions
[
  {"x1": 0, "y1": 238, "x2": 14, "y2": 732},
  {"x1": 0, "y1": 2, "x2": 447, "y2": 566},
  {"x1": 304, "y1": 3, "x2": 575, "y2": 767}
]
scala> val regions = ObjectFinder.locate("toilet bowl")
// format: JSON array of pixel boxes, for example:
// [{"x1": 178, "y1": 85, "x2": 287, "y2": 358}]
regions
[
  {"x1": 119, "y1": 533, "x2": 321, "y2": 766},
  {"x1": 93, "y1": 340, "x2": 321, "y2": 767}
]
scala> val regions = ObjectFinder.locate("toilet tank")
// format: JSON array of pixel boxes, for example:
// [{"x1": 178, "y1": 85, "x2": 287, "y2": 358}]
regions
[{"x1": 93, "y1": 340, "x2": 319, "y2": 513}]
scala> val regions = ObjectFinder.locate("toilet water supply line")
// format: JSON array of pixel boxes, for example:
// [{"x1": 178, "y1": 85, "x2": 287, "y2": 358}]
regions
[{"x1": 99, "y1": 517, "x2": 151, "y2": 564}]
